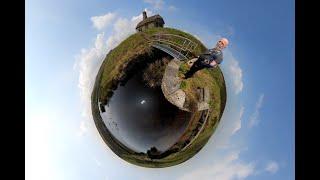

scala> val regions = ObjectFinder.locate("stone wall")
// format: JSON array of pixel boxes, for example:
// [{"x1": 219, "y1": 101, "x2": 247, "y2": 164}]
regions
[{"x1": 161, "y1": 59, "x2": 210, "y2": 112}]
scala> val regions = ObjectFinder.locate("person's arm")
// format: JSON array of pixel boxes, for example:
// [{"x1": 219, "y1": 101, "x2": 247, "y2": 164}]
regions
[
  {"x1": 208, "y1": 49, "x2": 223, "y2": 68},
  {"x1": 200, "y1": 49, "x2": 212, "y2": 57},
  {"x1": 209, "y1": 60, "x2": 217, "y2": 67}
]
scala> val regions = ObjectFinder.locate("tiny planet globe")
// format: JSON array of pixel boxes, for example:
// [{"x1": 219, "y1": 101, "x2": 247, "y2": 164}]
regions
[{"x1": 91, "y1": 11, "x2": 227, "y2": 168}]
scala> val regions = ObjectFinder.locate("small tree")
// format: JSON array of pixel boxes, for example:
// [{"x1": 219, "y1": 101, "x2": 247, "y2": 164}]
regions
[{"x1": 143, "y1": 57, "x2": 170, "y2": 88}]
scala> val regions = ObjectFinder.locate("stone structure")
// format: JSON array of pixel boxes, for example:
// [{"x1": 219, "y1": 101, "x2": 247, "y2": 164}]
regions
[
  {"x1": 197, "y1": 87, "x2": 210, "y2": 111},
  {"x1": 161, "y1": 59, "x2": 211, "y2": 112},
  {"x1": 136, "y1": 11, "x2": 165, "y2": 32},
  {"x1": 161, "y1": 59, "x2": 189, "y2": 111}
]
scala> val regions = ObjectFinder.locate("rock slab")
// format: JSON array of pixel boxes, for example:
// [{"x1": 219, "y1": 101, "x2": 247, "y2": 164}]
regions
[{"x1": 161, "y1": 59, "x2": 211, "y2": 112}]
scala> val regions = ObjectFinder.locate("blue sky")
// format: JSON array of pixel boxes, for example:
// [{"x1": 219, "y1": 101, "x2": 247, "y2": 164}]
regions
[{"x1": 26, "y1": 0, "x2": 294, "y2": 179}]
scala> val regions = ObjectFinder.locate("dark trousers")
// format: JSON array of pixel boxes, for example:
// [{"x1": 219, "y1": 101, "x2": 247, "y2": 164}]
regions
[{"x1": 184, "y1": 59, "x2": 206, "y2": 79}]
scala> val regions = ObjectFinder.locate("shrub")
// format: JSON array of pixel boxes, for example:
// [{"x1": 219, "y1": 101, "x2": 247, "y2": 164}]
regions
[{"x1": 143, "y1": 57, "x2": 170, "y2": 88}]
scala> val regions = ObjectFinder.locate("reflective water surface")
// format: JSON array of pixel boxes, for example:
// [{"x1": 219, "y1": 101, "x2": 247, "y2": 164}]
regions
[{"x1": 99, "y1": 75, "x2": 192, "y2": 153}]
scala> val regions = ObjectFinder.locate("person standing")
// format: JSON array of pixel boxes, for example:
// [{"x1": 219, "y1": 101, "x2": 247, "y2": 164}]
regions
[{"x1": 184, "y1": 38, "x2": 229, "y2": 79}]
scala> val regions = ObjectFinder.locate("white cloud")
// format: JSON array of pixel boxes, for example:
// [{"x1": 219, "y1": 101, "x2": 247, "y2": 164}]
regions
[
  {"x1": 106, "y1": 9, "x2": 153, "y2": 50},
  {"x1": 248, "y1": 94, "x2": 264, "y2": 128},
  {"x1": 232, "y1": 106, "x2": 245, "y2": 135},
  {"x1": 178, "y1": 151, "x2": 255, "y2": 180},
  {"x1": 93, "y1": 157, "x2": 102, "y2": 167},
  {"x1": 265, "y1": 161, "x2": 279, "y2": 174},
  {"x1": 105, "y1": 18, "x2": 135, "y2": 50},
  {"x1": 77, "y1": 120, "x2": 88, "y2": 136},
  {"x1": 144, "y1": 0, "x2": 164, "y2": 10},
  {"x1": 75, "y1": 10, "x2": 153, "y2": 135},
  {"x1": 75, "y1": 32, "x2": 106, "y2": 119},
  {"x1": 212, "y1": 104, "x2": 244, "y2": 149},
  {"x1": 223, "y1": 50, "x2": 244, "y2": 94},
  {"x1": 168, "y1": 5, "x2": 177, "y2": 11},
  {"x1": 91, "y1": 12, "x2": 117, "y2": 30},
  {"x1": 76, "y1": 12, "x2": 262, "y2": 180}
]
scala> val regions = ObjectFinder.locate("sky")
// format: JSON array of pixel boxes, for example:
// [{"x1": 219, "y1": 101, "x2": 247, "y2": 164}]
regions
[{"x1": 26, "y1": 0, "x2": 294, "y2": 180}]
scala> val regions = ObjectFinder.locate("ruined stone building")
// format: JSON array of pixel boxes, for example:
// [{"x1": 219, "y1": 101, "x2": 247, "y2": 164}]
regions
[{"x1": 136, "y1": 11, "x2": 165, "y2": 32}]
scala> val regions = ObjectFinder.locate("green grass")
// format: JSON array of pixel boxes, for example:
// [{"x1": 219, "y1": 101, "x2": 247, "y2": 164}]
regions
[
  {"x1": 91, "y1": 27, "x2": 227, "y2": 168},
  {"x1": 99, "y1": 27, "x2": 207, "y2": 103},
  {"x1": 169, "y1": 65, "x2": 226, "y2": 162},
  {"x1": 178, "y1": 62, "x2": 189, "y2": 76},
  {"x1": 180, "y1": 80, "x2": 187, "y2": 89}
]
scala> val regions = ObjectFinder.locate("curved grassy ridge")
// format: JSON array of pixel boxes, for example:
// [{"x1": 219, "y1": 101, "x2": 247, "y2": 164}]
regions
[
  {"x1": 91, "y1": 27, "x2": 227, "y2": 167},
  {"x1": 99, "y1": 27, "x2": 207, "y2": 101}
]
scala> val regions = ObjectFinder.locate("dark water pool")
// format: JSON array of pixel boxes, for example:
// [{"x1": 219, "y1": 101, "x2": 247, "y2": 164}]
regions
[{"x1": 99, "y1": 75, "x2": 191, "y2": 153}]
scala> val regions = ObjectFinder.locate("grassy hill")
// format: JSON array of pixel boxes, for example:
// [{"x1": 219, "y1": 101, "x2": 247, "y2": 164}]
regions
[{"x1": 91, "y1": 27, "x2": 227, "y2": 167}]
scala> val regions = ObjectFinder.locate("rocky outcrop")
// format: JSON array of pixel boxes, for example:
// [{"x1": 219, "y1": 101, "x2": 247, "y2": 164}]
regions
[
  {"x1": 161, "y1": 58, "x2": 210, "y2": 112},
  {"x1": 161, "y1": 59, "x2": 190, "y2": 111}
]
